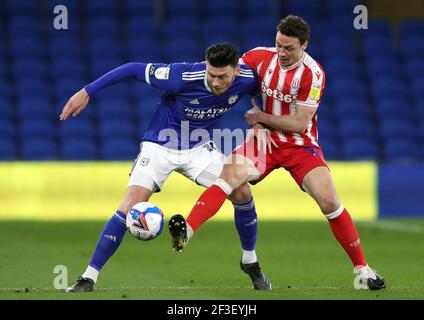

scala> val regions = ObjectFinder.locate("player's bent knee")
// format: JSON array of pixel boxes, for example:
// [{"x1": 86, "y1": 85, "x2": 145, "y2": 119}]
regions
[
  {"x1": 229, "y1": 184, "x2": 252, "y2": 204},
  {"x1": 118, "y1": 186, "x2": 152, "y2": 214},
  {"x1": 316, "y1": 196, "x2": 340, "y2": 214},
  {"x1": 220, "y1": 165, "x2": 249, "y2": 189}
]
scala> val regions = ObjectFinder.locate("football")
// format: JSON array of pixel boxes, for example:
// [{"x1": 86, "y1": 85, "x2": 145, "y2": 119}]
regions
[{"x1": 126, "y1": 202, "x2": 165, "y2": 241}]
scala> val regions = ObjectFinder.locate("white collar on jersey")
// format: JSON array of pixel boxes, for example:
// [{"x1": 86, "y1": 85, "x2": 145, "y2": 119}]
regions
[{"x1": 280, "y1": 52, "x2": 306, "y2": 71}]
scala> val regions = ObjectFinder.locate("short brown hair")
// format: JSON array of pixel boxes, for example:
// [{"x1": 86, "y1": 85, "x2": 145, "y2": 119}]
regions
[{"x1": 276, "y1": 15, "x2": 310, "y2": 45}]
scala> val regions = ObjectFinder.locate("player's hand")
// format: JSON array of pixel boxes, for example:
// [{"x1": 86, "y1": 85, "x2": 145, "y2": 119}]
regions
[
  {"x1": 248, "y1": 123, "x2": 278, "y2": 154},
  {"x1": 59, "y1": 88, "x2": 90, "y2": 120},
  {"x1": 244, "y1": 98, "x2": 263, "y2": 126}
]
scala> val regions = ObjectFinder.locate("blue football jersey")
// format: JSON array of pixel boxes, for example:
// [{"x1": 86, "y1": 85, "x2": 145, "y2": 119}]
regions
[{"x1": 141, "y1": 62, "x2": 259, "y2": 149}]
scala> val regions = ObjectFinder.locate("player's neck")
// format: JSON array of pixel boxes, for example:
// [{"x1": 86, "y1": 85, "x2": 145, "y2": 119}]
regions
[{"x1": 279, "y1": 52, "x2": 305, "y2": 70}]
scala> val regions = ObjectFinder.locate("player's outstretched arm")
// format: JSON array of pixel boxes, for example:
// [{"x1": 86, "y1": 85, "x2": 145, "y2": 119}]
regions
[{"x1": 59, "y1": 88, "x2": 90, "y2": 120}]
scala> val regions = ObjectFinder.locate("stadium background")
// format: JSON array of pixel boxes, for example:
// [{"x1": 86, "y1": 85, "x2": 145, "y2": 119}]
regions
[{"x1": 1, "y1": 0, "x2": 424, "y2": 221}]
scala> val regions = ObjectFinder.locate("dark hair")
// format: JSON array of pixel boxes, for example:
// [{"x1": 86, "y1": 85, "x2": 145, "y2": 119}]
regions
[
  {"x1": 205, "y1": 43, "x2": 240, "y2": 68},
  {"x1": 276, "y1": 15, "x2": 310, "y2": 45}
]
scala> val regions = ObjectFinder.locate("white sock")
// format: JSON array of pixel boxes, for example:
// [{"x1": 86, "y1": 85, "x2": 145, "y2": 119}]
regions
[
  {"x1": 82, "y1": 265, "x2": 99, "y2": 283},
  {"x1": 241, "y1": 250, "x2": 257, "y2": 264},
  {"x1": 186, "y1": 223, "x2": 194, "y2": 241}
]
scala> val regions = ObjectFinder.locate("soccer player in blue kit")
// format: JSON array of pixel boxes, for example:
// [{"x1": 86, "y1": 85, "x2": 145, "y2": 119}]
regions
[{"x1": 60, "y1": 43, "x2": 272, "y2": 292}]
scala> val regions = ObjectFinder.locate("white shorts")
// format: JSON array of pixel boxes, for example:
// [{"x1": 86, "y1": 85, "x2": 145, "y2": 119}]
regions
[{"x1": 128, "y1": 141, "x2": 225, "y2": 192}]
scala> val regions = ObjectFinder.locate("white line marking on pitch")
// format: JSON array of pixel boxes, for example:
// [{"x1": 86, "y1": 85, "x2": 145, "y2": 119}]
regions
[{"x1": 359, "y1": 220, "x2": 424, "y2": 234}]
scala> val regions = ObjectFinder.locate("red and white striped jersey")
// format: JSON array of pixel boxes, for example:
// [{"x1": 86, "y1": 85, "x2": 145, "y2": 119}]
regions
[{"x1": 240, "y1": 47, "x2": 326, "y2": 147}]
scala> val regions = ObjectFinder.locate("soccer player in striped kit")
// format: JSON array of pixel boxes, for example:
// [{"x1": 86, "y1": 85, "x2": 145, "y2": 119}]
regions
[{"x1": 169, "y1": 16, "x2": 386, "y2": 290}]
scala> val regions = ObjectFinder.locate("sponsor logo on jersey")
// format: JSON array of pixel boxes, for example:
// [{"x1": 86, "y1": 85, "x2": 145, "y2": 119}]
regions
[
  {"x1": 149, "y1": 65, "x2": 156, "y2": 76},
  {"x1": 261, "y1": 81, "x2": 295, "y2": 103},
  {"x1": 184, "y1": 107, "x2": 230, "y2": 119},
  {"x1": 154, "y1": 67, "x2": 170, "y2": 80},
  {"x1": 228, "y1": 95, "x2": 239, "y2": 105}
]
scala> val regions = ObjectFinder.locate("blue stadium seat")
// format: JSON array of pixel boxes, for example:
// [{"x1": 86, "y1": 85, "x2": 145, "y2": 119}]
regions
[
  {"x1": 134, "y1": 97, "x2": 161, "y2": 121},
  {"x1": 100, "y1": 139, "x2": 138, "y2": 160},
  {"x1": 319, "y1": 137, "x2": 339, "y2": 160},
  {"x1": 59, "y1": 120, "x2": 95, "y2": 140},
  {"x1": 99, "y1": 119, "x2": 136, "y2": 140},
  {"x1": 51, "y1": 57, "x2": 86, "y2": 79},
  {"x1": 9, "y1": 36, "x2": 44, "y2": 57},
  {"x1": 362, "y1": 19, "x2": 392, "y2": 39},
  {"x1": 341, "y1": 138, "x2": 379, "y2": 160},
  {"x1": 125, "y1": 0, "x2": 155, "y2": 15},
  {"x1": 15, "y1": 78, "x2": 50, "y2": 99},
  {"x1": 415, "y1": 101, "x2": 424, "y2": 119},
  {"x1": 125, "y1": 16, "x2": 160, "y2": 38},
  {"x1": 333, "y1": 99, "x2": 372, "y2": 122},
  {"x1": 326, "y1": 0, "x2": 360, "y2": 17},
  {"x1": 21, "y1": 138, "x2": 57, "y2": 160},
  {"x1": 0, "y1": 98, "x2": 13, "y2": 119},
  {"x1": 205, "y1": 0, "x2": 240, "y2": 15},
  {"x1": 362, "y1": 36, "x2": 398, "y2": 57},
  {"x1": 400, "y1": 20, "x2": 424, "y2": 38},
  {"x1": 375, "y1": 99, "x2": 414, "y2": 121},
  {"x1": 19, "y1": 120, "x2": 55, "y2": 139},
  {"x1": 86, "y1": 16, "x2": 120, "y2": 38},
  {"x1": 244, "y1": 0, "x2": 275, "y2": 17},
  {"x1": 85, "y1": 0, "x2": 119, "y2": 15},
  {"x1": 382, "y1": 139, "x2": 421, "y2": 161},
  {"x1": 166, "y1": 0, "x2": 202, "y2": 18},
  {"x1": 325, "y1": 58, "x2": 361, "y2": 79},
  {"x1": 0, "y1": 81, "x2": 12, "y2": 101},
  {"x1": 87, "y1": 38, "x2": 123, "y2": 60},
  {"x1": 286, "y1": 0, "x2": 322, "y2": 18},
  {"x1": 379, "y1": 119, "x2": 416, "y2": 140},
  {"x1": 240, "y1": 18, "x2": 277, "y2": 39},
  {"x1": 165, "y1": 38, "x2": 202, "y2": 62},
  {"x1": 411, "y1": 79, "x2": 424, "y2": 99},
  {"x1": 5, "y1": 0, "x2": 38, "y2": 13},
  {"x1": 405, "y1": 58, "x2": 424, "y2": 81},
  {"x1": 61, "y1": 138, "x2": 97, "y2": 160},
  {"x1": 201, "y1": 18, "x2": 238, "y2": 43},
  {"x1": 12, "y1": 57, "x2": 48, "y2": 79},
  {"x1": 16, "y1": 97, "x2": 52, "y2": 119},
  {"x1": 241, "y1": 36, "x2": 277, "y2": 54},
  {"x1": 331, "y1": 79, "x2": 367, "y2": 101},
  {"x1": 320, "y1": 36, "x2": 358, "y2": 59},
  {"x1": 339, "y1": 119, "x2": 376, "y2": 141},
  {"x1": 371, "y1": 78, "x2": 407, "y2": 100},
  {"x1": 164, "y1": 17, "x2": 201, "y2": 39},
  {"x1": 127, "y1": 37, "x2": 163, "y2": 61},
  {"x1": 0, "y1": 139, "x2": 17, "y2": 160},
  {"x1": 8, "y1": 16, "x2": 41, "y2": 37},
  {"x1": 54, "y1": 78, "x2": 85, "y2": 100},
  {"x1": 48, "y1": 36, "x2": 84, "y2": 58},
  {"x1": 401, "y1": 37, "x2": 424, "y2": 59},
  {"x1": 96, "y1": 98, "x2": 133, "y2": 121},
  {"x1": 0, "y1": 120, "x2": 15, "y2": 140},
  {"x1": 365, "y1": 57, "x2": 403, "y2": 78}
]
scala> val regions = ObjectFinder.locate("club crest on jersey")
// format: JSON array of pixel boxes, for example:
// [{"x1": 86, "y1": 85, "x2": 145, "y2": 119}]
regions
[
  {"x1": 228, "y1": 95, "x2": 239, "y2": 105},
  {"x1": 154, "y1": 67, "x2": 170, "y2": 80},
  {"x1": 140, "y1": 158, "x2": 150, "y2": 166}
]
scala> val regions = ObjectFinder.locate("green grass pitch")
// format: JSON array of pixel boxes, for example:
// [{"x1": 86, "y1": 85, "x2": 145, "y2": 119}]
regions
[{"x1": 1, "y1": 219, "x2": 423, "y2": 300}]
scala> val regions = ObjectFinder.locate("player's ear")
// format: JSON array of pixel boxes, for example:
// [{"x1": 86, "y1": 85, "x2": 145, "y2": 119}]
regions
[
  {"x1": 302, "y1": 40, "x2": 308, "y2": 51},
  {"x1": 235, "y1": 65, "x2": 241, "y2": 75}
]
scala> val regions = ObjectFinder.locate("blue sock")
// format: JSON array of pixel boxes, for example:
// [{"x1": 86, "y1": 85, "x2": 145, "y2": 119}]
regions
[
  {"x1": 88, "y1": 210, "x2": 127, "y2": 271},
  {"x1": 233, "y1": 197, "x2": 257, "y2": 251}
]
